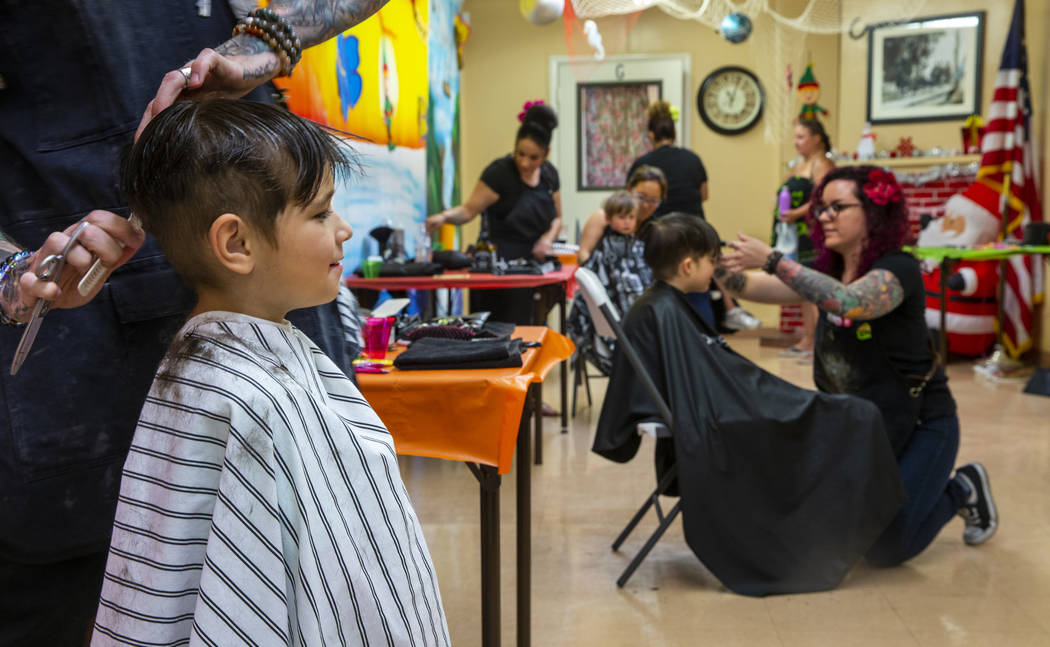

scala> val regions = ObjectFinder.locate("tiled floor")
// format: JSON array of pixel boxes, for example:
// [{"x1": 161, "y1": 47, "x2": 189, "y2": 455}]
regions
[{"x1": 398, "y1": 331, "x2": 1050, "y2": 646}]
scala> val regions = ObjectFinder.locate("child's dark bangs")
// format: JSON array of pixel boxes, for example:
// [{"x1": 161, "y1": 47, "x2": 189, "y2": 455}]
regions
[{"x1": 280, "y1": 121, "x2": 357, "y2": 207}]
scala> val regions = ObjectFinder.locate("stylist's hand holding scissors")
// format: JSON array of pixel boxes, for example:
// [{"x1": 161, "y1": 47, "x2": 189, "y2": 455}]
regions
[{"x1": 1, "y1": 211, "x2": 144, "y2": 323}]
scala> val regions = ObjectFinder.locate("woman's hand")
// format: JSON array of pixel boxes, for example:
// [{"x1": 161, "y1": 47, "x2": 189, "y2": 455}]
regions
[
  {"x1": 4, "y1": 211, "x2": 145, "y2": 321},
  {"x1": 722, "y1": 233, "x2": 774, "y2": 274},
  {"x1": 532, "y1": 236, "x2": 553, "y2": 261},
  {"x1": 425, "y1": 213, "x2": 447, "y2": 235}
]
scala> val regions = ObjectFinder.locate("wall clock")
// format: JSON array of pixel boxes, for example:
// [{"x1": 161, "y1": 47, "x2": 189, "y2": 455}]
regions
[{"x1": 696, "y1": 66, "x2": 764, "y2": 136}]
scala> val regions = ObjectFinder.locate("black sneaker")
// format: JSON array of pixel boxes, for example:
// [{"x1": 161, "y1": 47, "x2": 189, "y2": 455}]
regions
[{"x1": 955, "y1": 462, "x2": 998, "y2": 545}]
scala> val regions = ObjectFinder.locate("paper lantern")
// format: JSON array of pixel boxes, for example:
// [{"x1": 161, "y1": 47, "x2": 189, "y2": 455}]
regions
[{"x1": 520, "y1": 0, "x2": 564, "y2": 26}]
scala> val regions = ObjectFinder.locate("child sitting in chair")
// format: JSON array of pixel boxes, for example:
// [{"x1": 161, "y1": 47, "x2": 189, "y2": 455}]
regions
[
  {"x1": 92, "y1": 100, "x2": 449, "y2": 646},
  {"x1": 593, "y1": 213, "x2": 905, "y2": 597},
  {"x1": 567, "y1": 190, "x2": 653, "y2": 374}
]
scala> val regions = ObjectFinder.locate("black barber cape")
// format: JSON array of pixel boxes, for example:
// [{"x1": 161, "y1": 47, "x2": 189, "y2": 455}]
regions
[{"x1": 594, "y1": 282, "x2": 906, "y2": 596}]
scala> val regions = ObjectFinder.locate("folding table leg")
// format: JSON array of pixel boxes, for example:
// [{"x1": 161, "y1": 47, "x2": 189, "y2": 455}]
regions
[
  {"x1": 518, "y1": 386, "x2": 534, "y2": 647},
  {"x1": 468, "y1": 463, "x2": 502, "y2": 647},
  {"x1": 559, "y1": 283, "x2": 568, "y2": 433},
  {"x1": 532, "y1": 383, "x2": 542, "y2": 466},
  {"x1": 571, "y1": 355, "x2": 580, "y2": 418}
]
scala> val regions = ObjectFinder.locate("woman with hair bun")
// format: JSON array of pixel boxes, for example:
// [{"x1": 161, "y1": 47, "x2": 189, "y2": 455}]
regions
[
  {"x1": 426, "y1": 100, "x2": 562, "y2": 325},
  {"x1": 626, "y1": 100, "x2": 708, "y2": 220},
  {"x1": 627, "y1": 100, "x2": 758, "y2": 330}
]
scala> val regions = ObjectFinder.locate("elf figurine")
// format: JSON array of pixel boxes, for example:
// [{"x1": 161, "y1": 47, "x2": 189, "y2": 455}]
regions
[{"x1": 797, "y1": 62, "x2": 829, "y2": 122}]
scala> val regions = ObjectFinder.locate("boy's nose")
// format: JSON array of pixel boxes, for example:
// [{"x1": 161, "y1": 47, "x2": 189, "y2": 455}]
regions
[{"x1": 333, "y1": 213, "x2": 353, "y2": 242}]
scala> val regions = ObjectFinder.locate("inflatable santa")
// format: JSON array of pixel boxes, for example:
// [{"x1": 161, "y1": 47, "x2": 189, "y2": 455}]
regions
[{"x1": 917, "y1": 191, "x2": 1001, "y2": 356}]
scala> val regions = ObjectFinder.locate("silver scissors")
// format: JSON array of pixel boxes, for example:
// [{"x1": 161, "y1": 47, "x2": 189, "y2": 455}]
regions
[{"x1": 10, "y1": 221, "x2": 90, "y2": 375}]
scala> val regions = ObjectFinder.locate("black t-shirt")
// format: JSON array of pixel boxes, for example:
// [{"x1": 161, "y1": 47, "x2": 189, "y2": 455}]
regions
[
  {"x1": 479, "y1": 154, "x2": 560, "y2": 260},
  {"x1": 627, "y1": 146, "x2": 707, "y2": 219},
  {"x1": 813, "y1": 251, "x2": 956, "y2": 455}
]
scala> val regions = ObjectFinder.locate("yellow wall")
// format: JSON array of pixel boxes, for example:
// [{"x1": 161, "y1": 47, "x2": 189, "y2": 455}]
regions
[
  {"x1": 459, "y1": 0, "x2": 838, "y2": 326},
  {"x1": 459, "y1": 1, "x2": 1049, "y2": 349}
]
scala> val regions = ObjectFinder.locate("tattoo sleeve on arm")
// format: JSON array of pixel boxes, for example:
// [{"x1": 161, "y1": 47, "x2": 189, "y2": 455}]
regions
[
  {"x1": 714, "y1": 267, "x2": 748, "y2": 294},
  {"x1": 270, "y1": 0, "x2": 390, "y2": 48},
  {"x1": 774, "y1": 258, "x2": 904, "y2": 320}
]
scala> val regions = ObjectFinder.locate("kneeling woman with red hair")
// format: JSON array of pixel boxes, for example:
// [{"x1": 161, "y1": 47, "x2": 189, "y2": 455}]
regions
[{"x1": 720, "y1": 165, "x2": 997, "y2": 566}]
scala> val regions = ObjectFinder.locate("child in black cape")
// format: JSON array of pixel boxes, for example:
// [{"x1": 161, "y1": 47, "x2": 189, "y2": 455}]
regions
[{"x1": 594, "y1": 213, "x2": 905, "y2": 597}]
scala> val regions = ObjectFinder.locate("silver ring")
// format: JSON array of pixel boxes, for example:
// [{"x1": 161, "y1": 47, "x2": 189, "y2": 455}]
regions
[{"x1": 179, "y1": 66, "x2": 192, "y2": 88}]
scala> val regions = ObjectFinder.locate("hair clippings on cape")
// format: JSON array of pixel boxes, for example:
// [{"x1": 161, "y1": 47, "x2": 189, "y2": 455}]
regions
[
  {"x1": 518, "y1": 99, "x2": 545, "y2": 123},
  {"x1": 862, "y1": 169, "x2": 903, "y2": 206}
]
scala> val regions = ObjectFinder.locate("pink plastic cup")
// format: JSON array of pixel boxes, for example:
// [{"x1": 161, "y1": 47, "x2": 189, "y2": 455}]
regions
[{"x1": 362, "y1": 316, "x2": 395, "y2": 359}]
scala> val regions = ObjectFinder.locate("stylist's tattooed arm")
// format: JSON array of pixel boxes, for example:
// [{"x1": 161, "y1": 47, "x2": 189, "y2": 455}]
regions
[
  {"x1": 215, "y1": 1, "x2": 389, "y2": 81},
  {"x1": 269, "y1": 0, "x2": 389, "y2": 47},
  {"x1": 714, "y1": 267, "x2": 748, "y2": 294},
  {"x1": 773, "y1": 257, "x2": 904, "y2": 320}
]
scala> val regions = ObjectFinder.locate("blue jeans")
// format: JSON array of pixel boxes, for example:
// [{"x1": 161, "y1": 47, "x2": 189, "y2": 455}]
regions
[
  {"x1": 866, "y1": 416, "x2": 968, "y2": 566},
  {"x1": 686, "y1": 291, "x2": 715, "y2": 329}
]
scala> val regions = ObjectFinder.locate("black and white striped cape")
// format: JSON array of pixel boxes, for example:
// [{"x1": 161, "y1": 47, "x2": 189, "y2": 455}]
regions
[{"x1": 92, "y1": 312, "x2": 449, "y2": 646}]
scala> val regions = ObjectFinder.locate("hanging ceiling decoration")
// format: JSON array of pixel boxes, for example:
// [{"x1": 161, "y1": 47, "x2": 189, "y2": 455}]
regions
[{"x1": 569, "y1": 0, "x2": 930, "y2": 36}]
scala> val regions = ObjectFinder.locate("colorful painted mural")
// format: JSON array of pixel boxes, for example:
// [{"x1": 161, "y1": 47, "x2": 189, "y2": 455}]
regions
[
  {"x1": 427, "y1": 0, "x2": 464, "y2": 252},
  {"x1": 274, "y1": 0, "x2": 433, "y2": 276}
]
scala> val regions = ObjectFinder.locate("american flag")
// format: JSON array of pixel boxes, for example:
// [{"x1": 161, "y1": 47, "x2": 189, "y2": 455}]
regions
[{"x1": 957, "y1": 0, "x2": 1043, "y2": 357}]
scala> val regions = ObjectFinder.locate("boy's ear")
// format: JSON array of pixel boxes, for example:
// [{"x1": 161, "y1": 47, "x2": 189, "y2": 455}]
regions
[
  {"x1": 677, "y1": 255, "x2": 693, "y2": 277},
  {"x1": 208, "y1": 213, "x2": 255, "y2": 275}
]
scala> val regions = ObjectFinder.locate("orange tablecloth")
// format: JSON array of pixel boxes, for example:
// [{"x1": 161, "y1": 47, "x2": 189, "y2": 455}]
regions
[{"x1": 357, "y1": 326, "x2": 573, "y2": 474}]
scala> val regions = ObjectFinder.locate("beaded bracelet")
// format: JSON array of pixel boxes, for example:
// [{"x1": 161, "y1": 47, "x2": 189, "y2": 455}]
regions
[
  {"x1": 761, "y1": 250, "x2": 784, "y2": 275},
  {"x1": 0, "y1": 250, "x2": 32, "y2": 327},
  {"x1": 233, "y1": 8, "x2": 302, "y2": 77}
]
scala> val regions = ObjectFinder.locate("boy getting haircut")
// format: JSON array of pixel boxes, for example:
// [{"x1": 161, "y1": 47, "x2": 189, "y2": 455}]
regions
[
  {"x1": 641, "y1": 212, "x2": 721, "y2": 280},
  {"x1": 94, "y1": 100, "x2": 450, "y2": 646},
  {"x1": 603, "y1": 190, "x2": 637, "y2": 219},
  {"x1": 594, "y1": 213, "x2": 905, "y2": 597}
]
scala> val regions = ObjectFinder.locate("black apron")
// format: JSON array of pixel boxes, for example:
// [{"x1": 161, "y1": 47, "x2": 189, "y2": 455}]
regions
[
  {"x1": 473, "y1": 180, "x2": 558, "y2": 324},
  {"x1": 0, "y1": 1, "x2": 351, "y2": 562}
]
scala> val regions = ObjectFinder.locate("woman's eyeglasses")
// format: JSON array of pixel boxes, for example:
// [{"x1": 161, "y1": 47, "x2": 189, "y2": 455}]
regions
[
  {"x1": 814, "y1": 202, "x2": 863, "y2": 219},
  {"x1": 632, "y1": 192, "x2": 661, "y2": 206}
]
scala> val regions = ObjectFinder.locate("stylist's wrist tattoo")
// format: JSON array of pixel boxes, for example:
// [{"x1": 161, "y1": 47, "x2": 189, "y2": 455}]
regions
[
  {"x1": 714, "y1": 267, "x2": 747, "y2": 293},
  {"x1": 215, "y1": 35, "x2": 281, "y2": 81}
]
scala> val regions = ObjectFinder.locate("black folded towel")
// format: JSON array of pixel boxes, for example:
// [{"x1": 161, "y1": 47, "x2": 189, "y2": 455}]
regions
[{"x1": 393, "y1": 336, "x2": 525, "y2": 370}]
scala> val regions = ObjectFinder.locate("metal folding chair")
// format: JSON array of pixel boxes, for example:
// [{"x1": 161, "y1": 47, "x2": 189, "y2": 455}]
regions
[
  {"x1": 574, "y1": 267, "x2": 682, "y2": 587},
  {"x1": 570, "y1": 331, "x2": 610, "y2": 416}
]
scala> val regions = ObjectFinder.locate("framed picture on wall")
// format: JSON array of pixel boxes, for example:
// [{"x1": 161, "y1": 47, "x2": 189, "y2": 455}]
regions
[
  {"x1": 867, "y1": 12, "x2": 984, "y2": 124},
  {"x1": 577, "y1": 81, "x2": 662, "y2": 191}
]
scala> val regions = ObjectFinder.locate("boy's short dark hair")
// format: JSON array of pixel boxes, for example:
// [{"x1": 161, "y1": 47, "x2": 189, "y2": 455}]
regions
[
  {"x1": 641, "y1": 213, "x2": 721, "y2": 281},
  {"x1": 602, "y1": 190, "x2": 637, "y2": 220},
  {"x1": 121, "y1": 99, "x2": 357, "y2": 288}
]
